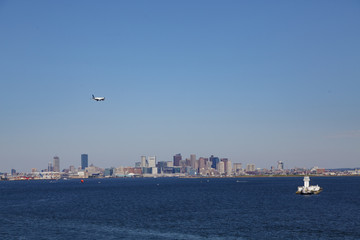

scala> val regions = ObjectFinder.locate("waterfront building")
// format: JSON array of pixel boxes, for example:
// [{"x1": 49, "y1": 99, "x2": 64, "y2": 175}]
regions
[
  {"x1": 122, "y1": 167, "x2": 142, "y2": 175},
  {"x1": 141, "y1": 166, "x2": 157, "y2": 175},
  {"x1": 173, "y1": 153, "x2": 182, "y2": 166},
  {"x1": 142, "y1": 167, "x2": 152, "y2": 174},
  {"x1": 85, "y1": 165, "x2": 103, "y2": 177},
  {"x1": 115, "y1": 166, "x2": 124, "y2": 176},
  {"x1": 81, "y1": 154, "x2": 88, "y2": 170},
  {"x1": 77, "y1": 171, "x2": 86, "y2": 178},
  {"x1": 53, "y1": 156, "x2": 60, "y2": 172},
  {"x1": 11, "y1": 169, "x2": 16, "y2": 175},
  {"x1": 104, "y1": 168, "x2": 114, "y2": 177},
  {"x1": 133, "y1": 167, "x2": 142, "y2": 175}
]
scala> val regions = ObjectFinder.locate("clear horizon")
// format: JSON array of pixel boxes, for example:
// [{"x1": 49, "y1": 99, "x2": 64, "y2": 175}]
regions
[{"x1": 1, "y1": 1, "x2": 359, "y2": 172}]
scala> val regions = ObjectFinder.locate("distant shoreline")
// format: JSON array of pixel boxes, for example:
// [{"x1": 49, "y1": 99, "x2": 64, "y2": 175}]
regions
[
  {"x1": 179, "y1": 175, "x2": 360, "y2": 179},
  {"x1": 2, "y1": 174, "x2": 359, "y2": 182}
]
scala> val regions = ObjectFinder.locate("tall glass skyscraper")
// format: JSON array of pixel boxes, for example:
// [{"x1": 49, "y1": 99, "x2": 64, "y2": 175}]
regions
[
  {"x1": 210, "y1": 155, "x2": 220, "y2": 169},
  {"x1": 81, "y1": 154, "x2": 88, "y2": 169}
]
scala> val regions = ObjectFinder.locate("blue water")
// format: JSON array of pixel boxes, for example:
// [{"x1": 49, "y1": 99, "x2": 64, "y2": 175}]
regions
[{"x1": 0, "y1": 177, "x2": 359, "y2": 239}]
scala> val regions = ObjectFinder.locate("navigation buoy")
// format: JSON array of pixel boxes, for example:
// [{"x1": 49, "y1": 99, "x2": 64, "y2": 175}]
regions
[{"x1": 81, "y1": 179, "x2": 84, "y2": 183}]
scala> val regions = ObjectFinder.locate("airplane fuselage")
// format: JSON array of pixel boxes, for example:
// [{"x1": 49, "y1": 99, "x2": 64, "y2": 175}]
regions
[{"x1": 92, "y1": 95, "x2": 105, "y2": 101}]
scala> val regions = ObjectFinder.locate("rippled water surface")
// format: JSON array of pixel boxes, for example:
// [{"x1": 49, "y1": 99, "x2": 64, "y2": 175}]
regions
[{"x1": 1, "y1": 177, "x2": 359, "y2": 239}]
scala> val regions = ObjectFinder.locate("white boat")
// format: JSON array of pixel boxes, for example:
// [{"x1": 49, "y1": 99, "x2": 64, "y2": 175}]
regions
[{"x1": 296, "y1": 176, "x2": 322, "y2": 195}]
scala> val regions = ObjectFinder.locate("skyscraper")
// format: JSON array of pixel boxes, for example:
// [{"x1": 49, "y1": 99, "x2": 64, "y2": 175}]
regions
[
  {"x1": 198, "y1": 157, "x2": 206, "y2": 170},
  {"x1": 81, "y1": 154, "x2": 88, "y2": 170},
  {"x1": 53, "y1": 156, "x2": 60, "y2": 172},
  {"x1": 141, "y1": 156, "x2": 147, "y2": 167},
  {"x1": 173, "y1": 154, "x2": 182, "y2": 166},
  {"x1": 190, "y1": 154, "x2": 197, "y2": 169},
  {"x1": 217, "y1": 161, "x2": 225, "y2": 174},
  {"x1": 48, "y1": 162, "x2": 53, "y2": 172},
  {"x1": 210, "y1": 155, "x2": 220, "y2": 169},
  {"x1": 226, "y1": 160, "x2": 232, "y2": 175},
  {"x1": 277, "y1": 161, "x2": 284, "y2": 170},
  {"x1": 221, "y1": 158, "x2": 232, "y2": 175},
  {"x1": 148, "y1": 156, "x2": 156, "y2": 168}
]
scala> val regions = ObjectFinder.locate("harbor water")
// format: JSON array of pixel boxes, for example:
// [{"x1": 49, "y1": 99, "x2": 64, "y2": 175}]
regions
[{"x1": 0, "y1": 177, "x2": 359, "y2": 239}]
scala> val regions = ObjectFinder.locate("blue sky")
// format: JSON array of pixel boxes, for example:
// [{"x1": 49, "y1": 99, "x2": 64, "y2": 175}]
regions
[{"x1": 1, "y1": 0, "x2": 359, "y2": 172}]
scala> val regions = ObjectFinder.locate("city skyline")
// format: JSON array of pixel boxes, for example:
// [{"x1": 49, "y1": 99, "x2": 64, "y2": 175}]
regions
[
  {"x1": 2, "y1": 152, "x2": 358, "y2": 175},
  {"x1": 1, "y1": 1, "x2": 359, "y2": 172},
  {"x1": 4, "y1": 151, "x2": 359, "y2": 181}
]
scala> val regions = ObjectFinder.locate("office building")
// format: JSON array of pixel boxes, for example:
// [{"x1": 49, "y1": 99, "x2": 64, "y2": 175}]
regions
[
  {"x1": 217, "y1": 161, "x2": 225, "y2": 174},
  {"x1": 277, "y1": 161, "x2": 284, "y2": 170},
  {"x1": 141, "y1": 156, "x2": 147, "y2": 167},
  {"x1": 53, "y1": 156, "x2": 60, "y2": 172},
  {"x1": 233, "y1": 163, "x2": 242, "y2": 174},
  {"x1": 221, "y1": 158, "x2": 232, "y2": 175},
  {"x1": 48, "y1": 162, "x2": 53, "y2": 172},
  {"x1": 173, "y1": 154, "x2": 182, "y2": 166},
  {"x1": 148, "y1": 156, "x2": 156, "y2": 168},
  {"x1": 246, "y1": 164, "x2": 255, "y2": 172},
  {"x1": 199, "y1": 157, "x2": 206, "y2": 170},
  {"x1": 210, "y1": 155, "x2": 220, "y2": 169},
  {"x1": 185, "y1": 158, "x2": 191, "y2": 167},
  {"x1": 204, "y1": 158, "x2": 211, "y2": 169},
  {"x1": 81, "y1": 154, "x2": 88, "y2": 170},
  {"x1": 190, "y1": 154, "x2": 196, "y2": 168},
  {"x1": 104, "y1": 168, "x2": 114, "y2": 177}
]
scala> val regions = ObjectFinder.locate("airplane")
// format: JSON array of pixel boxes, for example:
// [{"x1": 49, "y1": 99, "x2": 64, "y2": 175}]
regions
[{"x1": 92, "y1": 94, "x2": 105, "y2": 101}]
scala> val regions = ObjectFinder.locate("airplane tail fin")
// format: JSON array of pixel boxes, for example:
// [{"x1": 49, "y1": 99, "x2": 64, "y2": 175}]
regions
[{"x1": 92, "y1": 94, "x2": 95, "y2": 99}]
